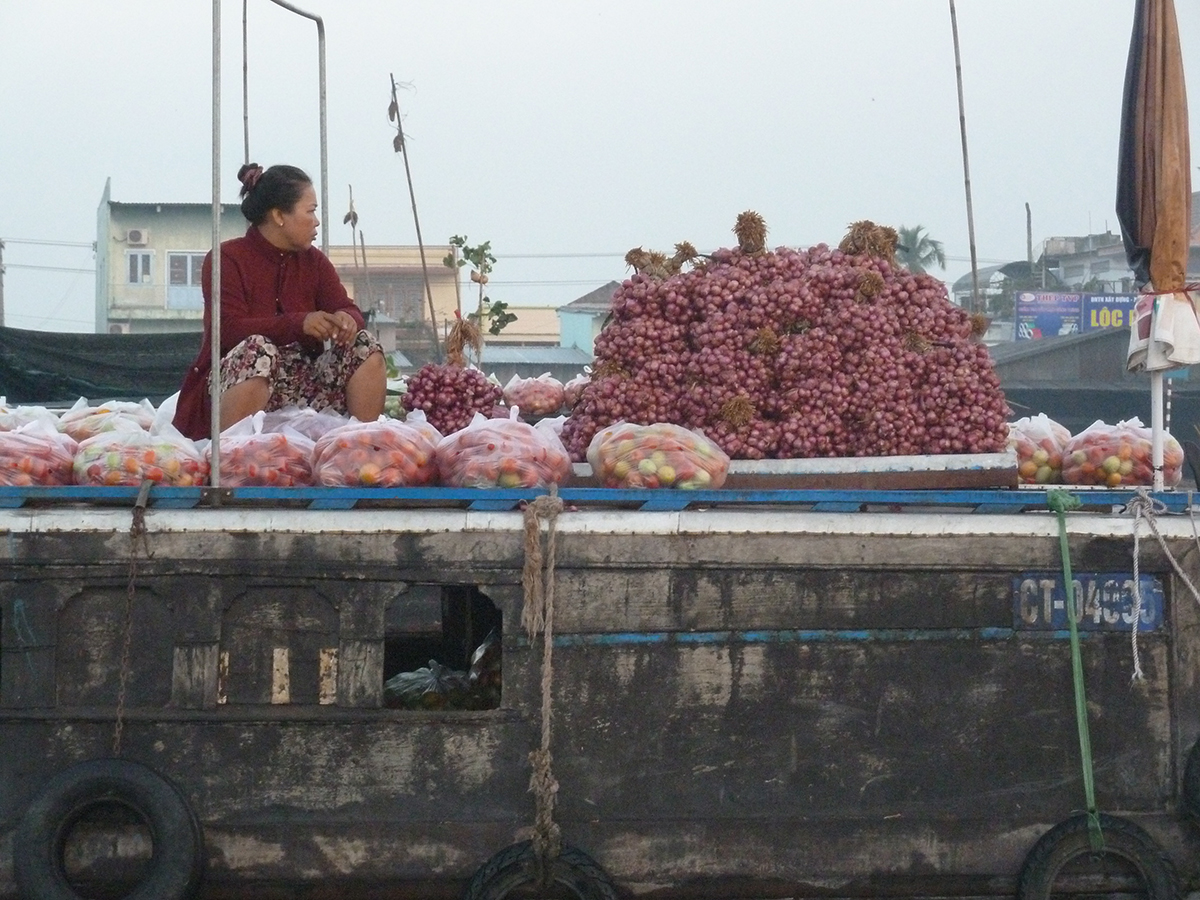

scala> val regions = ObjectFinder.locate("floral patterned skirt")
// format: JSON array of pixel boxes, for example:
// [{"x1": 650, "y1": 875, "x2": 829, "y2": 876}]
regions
[{"x1": 214, "y1": 331, "x2": 382, "y2": 414}]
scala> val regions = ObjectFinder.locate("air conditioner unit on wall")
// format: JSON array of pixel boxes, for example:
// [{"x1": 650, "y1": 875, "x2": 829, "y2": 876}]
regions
[{"x1": 126, "y1": 228, "x2": 149, "y2": 246}]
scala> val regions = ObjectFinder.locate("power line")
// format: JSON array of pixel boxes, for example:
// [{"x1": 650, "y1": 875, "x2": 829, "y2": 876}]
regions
[
  {"x1": 499, "y1": 252, "x2": 626, "y2": 259},
  {"x1": 488, "y1": 279, "x2": 617, "y2": 287},
  {"x1": 7, "y1": 263, "x2": 96, "y2": 274},
  {"x1": 3, "y1": 238, "x2": 93, "y2": 248},
  {"x1": 2, "y1": 237, "x2": 1016, "y2": 266}
]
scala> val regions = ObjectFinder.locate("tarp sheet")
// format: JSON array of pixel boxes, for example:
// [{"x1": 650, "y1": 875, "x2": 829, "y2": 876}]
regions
[{"x1": 0, "y1": 326, "x2": 199, "y2": 405}]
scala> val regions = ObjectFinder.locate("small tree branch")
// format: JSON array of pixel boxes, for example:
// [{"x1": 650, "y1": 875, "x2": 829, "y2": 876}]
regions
[{"x1": 390, "y1": 73, "x2": 442, "y2": 362}]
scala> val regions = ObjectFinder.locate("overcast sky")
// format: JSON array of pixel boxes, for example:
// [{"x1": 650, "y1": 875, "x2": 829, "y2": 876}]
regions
[{"x1": 2, "y1": 1, "x2": 1198, "y2": 332}]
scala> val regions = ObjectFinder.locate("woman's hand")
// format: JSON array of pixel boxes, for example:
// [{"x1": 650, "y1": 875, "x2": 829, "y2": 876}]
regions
[
  {"x1": 331, "y1": 310, "x2": 359, "y2": 346},
  {"x1": 303, "y1": 310, "x2": 359, "y2": 345}
]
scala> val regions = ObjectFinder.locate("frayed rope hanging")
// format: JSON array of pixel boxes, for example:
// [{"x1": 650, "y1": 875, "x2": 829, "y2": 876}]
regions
[
  {"x1": 1125, "y1": 489, "x2": 1200, "y2": 682},
  {"x1": 522, "y1": 484, "x2": 565, "y2": 872}
]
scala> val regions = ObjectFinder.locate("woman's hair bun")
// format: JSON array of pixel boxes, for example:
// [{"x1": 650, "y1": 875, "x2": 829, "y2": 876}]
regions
[
  {"x1": 238, "y1": 163, "x2": 312, "y2": 225},
  {"x1": 237, "y1": 163, "x2": 265, "y2": 197}
]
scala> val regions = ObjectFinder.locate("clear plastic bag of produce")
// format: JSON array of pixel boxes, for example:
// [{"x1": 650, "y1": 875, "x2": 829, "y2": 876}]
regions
[
  {"x1": 502, "y1": 372, "x2": 565, "y2": 418},
  {"x1": 260, "y1": 405, "x2": 350, "y2": 441},
  {"x1": 437, "y1": 409, "x2": 572, "y2": 489},
  {"x1": 208, "y1": 412, "x2": 315, "y2": 487},
  {"x1": 1061, "y1": 417, "x2": 1182, "y2": 488},
  {"x1": 402, "y1": 409, "x2": 445, "y2": 447},
  {"x1": 59, "y1": 397, "x2": 157, "y2": 442},
  {"x1": 73, "y1": 419, "x2": 208, "y2": 486},
  {"x1": 563, "y1": 371, "x2": 590, "y2": 410},
  {"x1": 535, "y1": 415, "x2": 567, "y2": 438},
  {"x1": 383, "y1": 659, "x2": 471, "y2": 710},
  {"x1": 1009, "y1": 413, "x2": 1071, "y2": 485},
  {"x1": 586, "y1": 421, "x2": 730, "y2": 489},
  {"x1": 311, "y1": 417, "x2": 439, "y2": 487},
  {"x1": 0, "y1": 421, "x2": 78, "y2": 486},
  {"x1": 0, "y1": 403, "x2": 60, "y2": 432}
]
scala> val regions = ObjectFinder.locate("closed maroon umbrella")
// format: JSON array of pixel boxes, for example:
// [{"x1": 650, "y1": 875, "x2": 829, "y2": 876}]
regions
[{"x1": 1117, "y1": 0, "x2": 1194, "y2": 488}]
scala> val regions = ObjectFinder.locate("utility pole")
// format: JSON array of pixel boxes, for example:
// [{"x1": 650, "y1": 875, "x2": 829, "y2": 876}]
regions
[
  {"x1": 0, "y1": 238, "x2": 6, "y2": 327},
  {"x1": 949, "y1": 0, "x2": 980, "y2": 315},
  {"x1": 1025, "y1": 203, "x2": 1033, "y2": 271}
]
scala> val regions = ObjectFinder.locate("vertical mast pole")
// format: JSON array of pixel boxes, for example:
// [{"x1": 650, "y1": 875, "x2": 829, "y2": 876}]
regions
[
  {"x1": 949, "y1": 0, "x2": 980, "y2": 314},
  {"x1": 210, "y1": 0, "x2": 223, "y2": 484}
]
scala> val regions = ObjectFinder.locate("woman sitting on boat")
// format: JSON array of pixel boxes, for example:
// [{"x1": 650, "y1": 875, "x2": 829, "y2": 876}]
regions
[{"x1": 173, "y1": 162, "x2": 385, "y2": 440}]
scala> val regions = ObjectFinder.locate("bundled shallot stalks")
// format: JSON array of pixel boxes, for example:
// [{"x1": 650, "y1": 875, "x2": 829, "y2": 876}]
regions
[{"x1": 563, "y1": 214, "x2": 1009, "y2": 461}]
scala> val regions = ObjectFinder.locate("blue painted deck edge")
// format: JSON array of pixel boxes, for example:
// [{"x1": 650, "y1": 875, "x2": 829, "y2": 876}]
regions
[
  {"x1": 508, "y1": 627, "x2": 1119, "y2": 648},
  {"x1": 0, "y1": 485, "x2": 1190, "y2": 513}
]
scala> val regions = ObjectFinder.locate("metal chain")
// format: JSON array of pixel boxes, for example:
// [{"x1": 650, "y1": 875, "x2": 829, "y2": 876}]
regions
[{"x1": 114, "y1": 481, "x2": 153, "y2": 756}]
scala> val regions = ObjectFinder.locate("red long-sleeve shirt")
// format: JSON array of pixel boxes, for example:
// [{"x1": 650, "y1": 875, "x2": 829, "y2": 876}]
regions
[{"x1": 172, "y1": 226, "x2": 364, "y2": 440}]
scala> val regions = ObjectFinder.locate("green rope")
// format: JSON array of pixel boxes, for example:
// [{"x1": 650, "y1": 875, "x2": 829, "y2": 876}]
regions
[{"x1": 1046, "y1": 489, "x2": 1103, "y2": 851}]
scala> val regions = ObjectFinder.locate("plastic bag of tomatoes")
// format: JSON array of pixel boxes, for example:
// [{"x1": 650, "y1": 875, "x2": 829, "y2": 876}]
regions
[
  {"x1": 260, "y1": 405, "x2": 350, "y2": 441},
  {"x1": 0, "y1": 402, "x2": 60, "y2": 432},
  {"x1": 1062, "y1": 418, "x2": 1182, "y2": 488},
  {"x1": 312, "y1": 417, "x2": 440, "y2": 487},
  {"x1": 74, "y1": 422, "x2": 208, "y2": 486},
  {"x1": 437, "y1": 410, "x2": 572, "y2": 489},
  {"x1": 586, "y1": 421, "x2": 730, "y2": 489},
  {"x1": 59, "y1": 398, "x2": 157, "y2": 442},
  {"x1": 502, "y1": 372, "x2": 566, "y2": 418},
  {"x1": 402, "y1": 409, "x2": 444, "y2": 447},
  {"x1": 208, "y1": 412, "x2": 315, "y2": 487},
  {"x1": 0, "y1": 422, "x2": 78, "y2": 486},
  {"x1": 1009, "y1": 413, "x2": 1071, "y2": 485}
]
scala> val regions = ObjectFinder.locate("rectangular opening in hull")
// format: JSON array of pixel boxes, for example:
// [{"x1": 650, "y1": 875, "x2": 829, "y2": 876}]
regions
[{"x1": 383, "y1": 585, "x2": 501, "y2": 710}]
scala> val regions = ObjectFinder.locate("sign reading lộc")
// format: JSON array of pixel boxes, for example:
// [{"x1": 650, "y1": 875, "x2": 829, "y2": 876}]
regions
[{"x1": 1082, "y1": 293, "x2": 1138, "y2": 332}]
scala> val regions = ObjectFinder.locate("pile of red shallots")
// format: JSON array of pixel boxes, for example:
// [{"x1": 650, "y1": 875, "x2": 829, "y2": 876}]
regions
[
  {"x1": 561, "y1": 214, "x2": 1010, "y2": 461},
  {"x1": 402, "y1": 363, "x2": 502, "y2": 436}
]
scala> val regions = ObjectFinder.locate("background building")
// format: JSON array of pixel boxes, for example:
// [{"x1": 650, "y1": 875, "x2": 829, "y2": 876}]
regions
[
  {"x1": 96, "y1": 183, "x2": 459, "y2": 363},
  {"x1": 95, "y1": 179, "x2": 244, "y2": 335},
  {"x1": 557, "y1": 281, "x2": 620, "y2": 355},
  {"x1": 326, "y1": 244, "x2": 456, "y2": 356}
]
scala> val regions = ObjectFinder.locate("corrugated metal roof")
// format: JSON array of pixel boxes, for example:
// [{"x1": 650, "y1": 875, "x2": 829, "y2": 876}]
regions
[
  {"x1": 480, "y1": 345, "x2": 592, "y2": 365},
  {"x1": 386, "y1": 349, "x2": 414, "y2": 368}
]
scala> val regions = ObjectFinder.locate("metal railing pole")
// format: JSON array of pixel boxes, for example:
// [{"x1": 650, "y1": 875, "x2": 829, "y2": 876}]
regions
[
  {"x1": 266, "y1": 0, "x2": 327, "y2": 255},
  {"x1": 210, "y1": 0, "x2": 223, "y2": 486}
]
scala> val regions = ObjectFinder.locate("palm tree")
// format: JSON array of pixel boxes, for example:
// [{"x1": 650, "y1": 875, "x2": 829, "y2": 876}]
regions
[{"x1": 895, "y1": 225, "x2": 947, "y2": 274}]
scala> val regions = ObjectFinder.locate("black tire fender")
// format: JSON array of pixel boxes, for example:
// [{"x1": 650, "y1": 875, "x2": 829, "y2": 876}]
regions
[
  {"x1": 463, "y1": 840, "x2": 620, "y2": 900},
  {"x1": 1017, "y1": 812, "x2": 1178, "y2": 900},
  {"x1": 14, "y1": 757, "x2": 204, "y2": 900}
]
